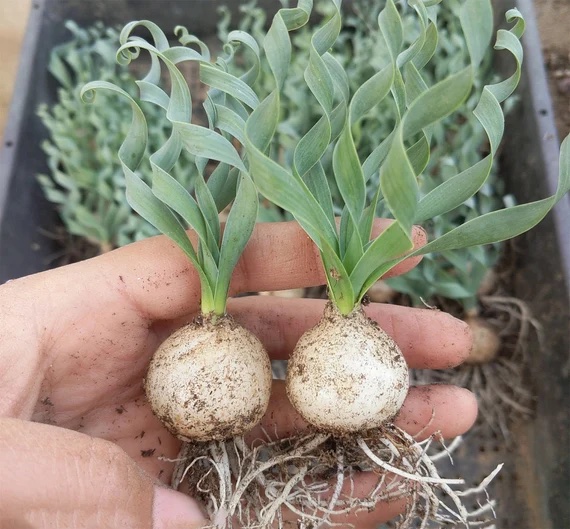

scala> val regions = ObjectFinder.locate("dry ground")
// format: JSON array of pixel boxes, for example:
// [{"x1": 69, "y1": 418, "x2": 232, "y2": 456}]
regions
[{"x1": 0, "y1": 0, "x2": 31, "y2": 136}]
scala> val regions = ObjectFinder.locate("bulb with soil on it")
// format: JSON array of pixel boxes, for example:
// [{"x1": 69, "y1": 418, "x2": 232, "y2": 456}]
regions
[
  {"x1": 144, "y1": 316, "x2": 272, "y2": 442},
  {"x1": 286, "y1": 302, "x2": 409, "y2": 434}
]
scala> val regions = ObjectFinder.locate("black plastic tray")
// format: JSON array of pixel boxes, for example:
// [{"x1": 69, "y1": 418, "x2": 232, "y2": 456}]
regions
[{"x1": 0, "y1": 1, "x2": 568, "y2": 527}]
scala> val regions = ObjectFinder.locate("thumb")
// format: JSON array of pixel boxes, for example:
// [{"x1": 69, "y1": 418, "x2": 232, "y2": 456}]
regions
[{"x1": 0, "y1": 418, "x2": 207, "y2": 529}]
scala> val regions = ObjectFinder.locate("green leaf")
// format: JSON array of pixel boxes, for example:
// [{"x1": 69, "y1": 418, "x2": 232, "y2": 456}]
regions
[
  {"x1": 208, "y1": 165, "x2": 240, "y2": 212},
  {"x1": 304, "y1": 162, "x2": 335, "y2": 227},
  {"x1": 362, "y1": 130, "x2": 395, "y2": 182},
  {"x1": 150, "y1": 162, "x2": 208, "y2": 246},
  {"x1": 412, "y1": 22, "x2": 438, "y2": 70},
  {"x1": 415, "y1": 157, "x2": 493, "y2": 222},
  {"x1": 200, "y1": 64, "x2": 260, "y2": 109},
  {"x1": 379, "y1": 0, "x2": 403, "y2": 64},
  {"x1": 342, "y1": 221, "x2": 365, "y2": 275},
  {"x1": 194, "y1": 168, "x2": 222, "y2": 260},
  {"x1": 350, "y1": 65, "x2": 393, "y2": 126},
  {"x1": 460, "y1": 0, "x2": 493, "y2": 69},
  {"x1": 402, "y1": 67, "x2": 473, "y2": 140},
  {"x1": 214, "y1": 174, "x2": 258, "y2": 312},
  {"x1": 212, "y1": 105, "x2": 247, "y2": 145},
  {"x1": 294, "y1": 116, "x2": 332, "y2": 177},
  {"x1": 226, "y1": 29, "x2": 261, "y2": 87},
  {"x1": 265, "y1": 1, "x2": 312, "y2": 90},
  {"x1": 407, "y1": 135, "x2": 430, "y2": 176},
  {"x1": 415, "y1": 196, "x2": 567, "y2": 256},
  {"x1": 382, "y1": 135, "x2": 570, "y2": 278},
  {"x1": 176, "y1": 123, "x2": 246, "y2": 172},
  {"x1": 333, "y1": 120, "x2": 366, "y2": 227},
  {"x1": 350, "y1": 222, "x2": 414, "y2": 300},
  {"x1": 246, "y1": 95, "x2": 337, "y2": 252},
  {"x1": 380, "y1": 126, "x2": 418, "y2": 236}
]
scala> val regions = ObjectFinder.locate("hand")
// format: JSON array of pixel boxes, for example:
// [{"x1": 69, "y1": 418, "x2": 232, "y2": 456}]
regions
[{"x1": 0, "y1": 220, "x2": 476, "y2": 529}]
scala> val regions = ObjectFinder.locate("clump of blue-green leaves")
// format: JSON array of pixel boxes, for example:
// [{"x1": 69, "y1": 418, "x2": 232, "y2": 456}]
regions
[{"x1": 80, "y1": 0, "x2": 569, "y2": 527}]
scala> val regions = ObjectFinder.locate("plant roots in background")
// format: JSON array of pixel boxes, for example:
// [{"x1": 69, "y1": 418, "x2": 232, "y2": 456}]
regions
[{"x1": 411, "y1": 295, "x2": 541, "y2": 440}]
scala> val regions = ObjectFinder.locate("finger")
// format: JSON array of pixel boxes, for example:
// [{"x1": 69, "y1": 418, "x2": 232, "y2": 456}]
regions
[
  {"x1": 4, "y1": 220, "x2": 425, "y2": 327},
  {"x1": 229, "y1": 220, "x2": 426, "y2": 296},
  {"x1": 278, "y1": 470, "x2": 406, "y2": 529},
  {"x1": 250, "y1": 381, "x2": 477, "y2": 441},
  {"x1": 109, "y1": 220, "x2": 423, "y2": 319},
  {"x1": 394, "y1": 385, "x2": 478, "y2": 437},
  {"x1": 0, "y1": 418, "x2": 206, "y2": 529},
  {"x1": 228, "y1": 296, "x2": 472, "y2": 369}
]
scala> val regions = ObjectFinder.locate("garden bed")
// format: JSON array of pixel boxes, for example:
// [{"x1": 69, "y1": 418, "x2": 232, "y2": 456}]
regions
[{"x1": 0, "y1": 0, "x2": 568, "y2": 527}]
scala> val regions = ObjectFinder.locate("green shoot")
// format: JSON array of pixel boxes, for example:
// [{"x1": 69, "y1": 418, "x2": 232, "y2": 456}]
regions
[
  {"x1": 82, "y1": 22, "x2": 264, "y2": 316},
  {"x1": 243, "y1": 0, "x2": 570, "y2": 315}
]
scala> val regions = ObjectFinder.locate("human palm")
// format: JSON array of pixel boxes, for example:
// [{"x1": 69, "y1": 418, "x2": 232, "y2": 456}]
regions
[{"x1": 0, "y1": 221, "x2": 476, "y2": 529}]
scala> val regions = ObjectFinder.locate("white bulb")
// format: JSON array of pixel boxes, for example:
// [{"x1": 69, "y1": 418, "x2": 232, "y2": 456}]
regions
[
  {"x1": 287, "y1": 304, "x2": 409, "y2": 434},
  {"x1": 145, "y1": 318, "x2": 272, "y2": 442}
]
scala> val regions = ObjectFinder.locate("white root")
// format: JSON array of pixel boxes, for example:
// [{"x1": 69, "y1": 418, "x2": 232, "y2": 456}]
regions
[
  {"x1": 326, "y1": 446, "x2": 344, "y2": 513},
  {"x1": 169, "y1": 426, "x2": 502, "y2": 529},
  {"x1": 357, "y1": 437, "x2": 464, "y2": 485},
  {"x1": 259, "y1": 464, "x2": 308, "y2": 526},
  {"x1": 429, "y1": 435, "x2": 464, "y2": 462},
  {"x1": 458, "y1": 464, "x2": 504, "y2": 497}
]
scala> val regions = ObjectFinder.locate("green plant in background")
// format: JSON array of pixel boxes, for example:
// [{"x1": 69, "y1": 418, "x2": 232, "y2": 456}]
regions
[{"x1": 38, "y1": 21, "x2": 199, "y2": 252}]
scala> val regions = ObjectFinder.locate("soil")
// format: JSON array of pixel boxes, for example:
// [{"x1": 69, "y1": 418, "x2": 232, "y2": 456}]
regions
[{"x1": 535, "y1": 0, "x2": 570, "y2": 140}]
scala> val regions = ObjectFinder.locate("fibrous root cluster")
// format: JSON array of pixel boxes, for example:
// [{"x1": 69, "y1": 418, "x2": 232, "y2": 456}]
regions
[
  {"x1": 169, "y1": 426, "x2": 501, "y2": 529},
  {"x1": 412, "y1": 296, "x2": 541, "y2": 439}
]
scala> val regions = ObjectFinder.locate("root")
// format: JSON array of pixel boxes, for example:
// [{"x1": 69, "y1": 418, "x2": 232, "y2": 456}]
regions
[
  {"x1": 171, "y1": 427, "x2": 500, "y2": 528},
  {"x1": 411, "y1": 295, "x2": 541, "y2": 439}
]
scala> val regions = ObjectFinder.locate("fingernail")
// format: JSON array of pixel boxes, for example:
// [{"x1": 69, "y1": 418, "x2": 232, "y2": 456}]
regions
[{"x1": 153, "y1": 486, "x2": 207, "y2": 529}]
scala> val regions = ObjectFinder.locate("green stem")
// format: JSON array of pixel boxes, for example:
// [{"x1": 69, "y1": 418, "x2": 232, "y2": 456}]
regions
[
  {"x1": 199, "y1": 279, "x2": 218, "y2": 317},
  {"x1": 334, "y1": 296, "x2": 357, "y2": 316},
  {"x1": 327, "y1": 275, "x2": 358, "y2": 316},
  {"x1": 212, "y1": 295, "x2": 228, "y2": 318}
]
